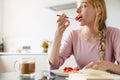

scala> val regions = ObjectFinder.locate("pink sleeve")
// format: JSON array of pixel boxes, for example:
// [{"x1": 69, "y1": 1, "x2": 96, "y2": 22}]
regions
[
  {"x1": 49, "y1": 31, "x2": 74, "y2": 70},
  {"x1": 112, "y1": 28, "x2": 120, "y2": 64}
]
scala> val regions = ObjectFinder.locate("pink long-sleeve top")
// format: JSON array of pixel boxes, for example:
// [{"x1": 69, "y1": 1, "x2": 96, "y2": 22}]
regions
[{"x1": 50, "y1": 27, "x2": 120, "y2": 70}]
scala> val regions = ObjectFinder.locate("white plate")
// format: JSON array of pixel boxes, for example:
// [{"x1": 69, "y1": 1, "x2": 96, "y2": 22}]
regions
[{"x1": 51, "y1": 70, "x2": 69, "y2": 76}]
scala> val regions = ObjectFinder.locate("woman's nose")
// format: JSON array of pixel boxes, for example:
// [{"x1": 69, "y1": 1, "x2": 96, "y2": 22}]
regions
[{"x1": 76, "y1": 8, "x2": 81, "y2": 13}]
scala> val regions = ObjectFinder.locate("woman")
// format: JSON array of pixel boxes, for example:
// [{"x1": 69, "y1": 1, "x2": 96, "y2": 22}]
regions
[{"x1": 49, "y1": 0, "x2": 120, "y2": 74}]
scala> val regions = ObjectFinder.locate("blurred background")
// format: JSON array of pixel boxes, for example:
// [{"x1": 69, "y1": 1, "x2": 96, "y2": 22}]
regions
[
  {"x1": 0, "y1": 0, "x2": 120, "y2": 73},
  {"x1": 0, "y1": 0, "x2": 120, "y2": 52}
]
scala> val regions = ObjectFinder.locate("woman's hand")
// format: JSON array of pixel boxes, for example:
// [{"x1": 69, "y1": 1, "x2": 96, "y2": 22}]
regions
[
  {"x1": 56, "y1": 13, "x2": 70, "y2": 35},
  {"x1": 83, "y1": 60, "x2": 113, "y2": 71}
]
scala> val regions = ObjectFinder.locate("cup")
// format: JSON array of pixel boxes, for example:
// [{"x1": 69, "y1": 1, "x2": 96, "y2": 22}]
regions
[{"x1": 14, "y1": 58, "x2": 35, "y2": 77}]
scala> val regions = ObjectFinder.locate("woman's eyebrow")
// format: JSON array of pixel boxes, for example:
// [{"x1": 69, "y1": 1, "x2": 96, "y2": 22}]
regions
[
  {"x1": 77, "y1": 1, "x2": 88, "y2": 8},
  {"x1": 81, "y1": 1, "x2": 88, "y2": 4}
]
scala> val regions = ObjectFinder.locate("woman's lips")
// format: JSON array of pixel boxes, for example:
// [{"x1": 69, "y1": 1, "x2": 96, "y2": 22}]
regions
[{"x1": 75, "y1": 15, "x2": 82, "y2": 21}]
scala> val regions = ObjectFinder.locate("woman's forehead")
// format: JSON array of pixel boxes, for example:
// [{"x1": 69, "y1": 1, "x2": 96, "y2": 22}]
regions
[
  {"x1": 77, "y1": 0, "x2": 88, "y2": 3},
  {"x1": 78, "y1": 0, "x2": 88, "y2": 2},
  {"x1": 77, "y1": 0, "x2": 88, "y2": 7}
]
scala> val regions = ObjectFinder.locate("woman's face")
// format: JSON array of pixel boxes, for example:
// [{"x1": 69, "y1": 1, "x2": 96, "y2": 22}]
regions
[{"x1": 76, "y1": 0, "x2": 96, "y2": 27}]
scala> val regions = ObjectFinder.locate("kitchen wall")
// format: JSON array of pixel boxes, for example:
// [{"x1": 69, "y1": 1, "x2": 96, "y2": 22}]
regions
[
  {"x1": 105, "y1": 0, "x2": 120, "y2": 28},
  {"x1": 2, "y1": 0, "x2": 79, "y2": 52},
  {"x1": 1, "y1": 0, "x2": 120, "y2": 52},
  {"x1": 0, "y1": 0, "x2": 3, "y2": 38},
  {"x1": 2, "y1": 0, "x2": 58, "y2": 52}
]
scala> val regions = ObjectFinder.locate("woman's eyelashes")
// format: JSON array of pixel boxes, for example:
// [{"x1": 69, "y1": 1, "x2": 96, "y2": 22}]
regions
[{"x1": 81, "y1": 3, "x2": 87, "y2": 8}]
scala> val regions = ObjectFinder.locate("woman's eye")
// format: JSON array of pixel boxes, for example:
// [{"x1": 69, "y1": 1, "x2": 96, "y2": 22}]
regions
[
  {"x1": 82, "y1": 4, "x2": 87, "y2": 8},
  {"x1": 84, "y1": 5, "x2": 87, "y2": 7},
  {"x1": 77, "y1": 4, "x2": 87, "y2": 9}
]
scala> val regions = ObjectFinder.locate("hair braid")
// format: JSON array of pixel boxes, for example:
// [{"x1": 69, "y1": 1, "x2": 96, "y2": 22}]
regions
[{"x1": 98, "y1": 20, "x2": 106, "y2": 61}]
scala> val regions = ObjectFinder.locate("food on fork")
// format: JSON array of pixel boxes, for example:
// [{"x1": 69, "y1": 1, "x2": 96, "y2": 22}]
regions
[{"x1": 75, "y1": 16, "x2": 80, "y2": 21}]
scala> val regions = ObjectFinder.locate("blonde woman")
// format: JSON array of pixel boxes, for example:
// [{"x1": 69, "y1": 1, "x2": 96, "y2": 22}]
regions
[{"x1": 49, "y1": 0, "x2": 120, "y2": 74}]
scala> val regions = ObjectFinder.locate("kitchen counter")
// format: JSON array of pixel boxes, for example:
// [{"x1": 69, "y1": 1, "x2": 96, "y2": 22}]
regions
[{"x1": 0, "y1": 52, "x2": 48, "y2": 56}]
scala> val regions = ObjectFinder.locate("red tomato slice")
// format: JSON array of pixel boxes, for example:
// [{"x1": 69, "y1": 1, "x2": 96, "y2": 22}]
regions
[
  {"x1": 63, "y1": 67, "x2": 80, "y2": 72},
  {"x1": 63, "y1": 67, "x2": 73, "y2": 72},
  {"x1": 75, "y1": 16, "x2": 79, "y2": 21},
  {"x1": 73, "y1": 67, "x2": 80, "y2": 71}
]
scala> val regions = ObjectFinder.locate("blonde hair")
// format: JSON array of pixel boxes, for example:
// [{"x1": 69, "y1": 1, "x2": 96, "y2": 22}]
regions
[{"x1": 87, "y1": 0, "x2": 107, "y2": 60}]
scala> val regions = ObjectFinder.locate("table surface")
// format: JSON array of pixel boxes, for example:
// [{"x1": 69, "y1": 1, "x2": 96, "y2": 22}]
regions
[
  {"x1": 0, "y1": 71, "x2": 66, "y2": 80},
  {"x1": 1, "y1": 71, "x2": 120, "y2": 80}
]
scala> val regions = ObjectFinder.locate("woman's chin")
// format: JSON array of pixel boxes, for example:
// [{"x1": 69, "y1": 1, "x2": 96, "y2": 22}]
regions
[{"x1": 79, "y1": 23, "x2": 85, "y2": 26}]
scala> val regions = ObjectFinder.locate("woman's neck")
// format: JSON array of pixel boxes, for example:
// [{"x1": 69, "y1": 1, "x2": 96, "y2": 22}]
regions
[{"x1": 81, "y1": 26, "x2": 99, "y2": 41}]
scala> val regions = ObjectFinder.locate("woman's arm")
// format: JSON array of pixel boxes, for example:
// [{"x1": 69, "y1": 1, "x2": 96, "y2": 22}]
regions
[
  {"x1": 49, "y1": 13, "x2": 70, "y2": 65},
  {"x1": 49, "y1": 31, "x2": 63, "y2": 65}
]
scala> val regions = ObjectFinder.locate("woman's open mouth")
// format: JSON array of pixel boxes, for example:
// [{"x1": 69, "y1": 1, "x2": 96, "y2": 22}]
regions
[{"x1": 75, "y1": 15, "x2": 82, "y2": 21}]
